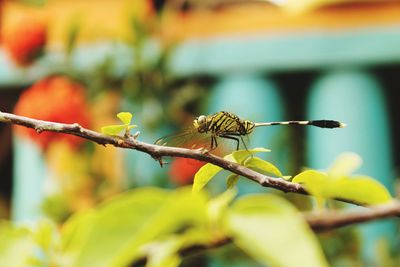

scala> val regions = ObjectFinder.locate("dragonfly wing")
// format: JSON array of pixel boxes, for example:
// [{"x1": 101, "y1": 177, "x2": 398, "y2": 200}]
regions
[{"x1": 155, "y1": 128, "x2": 213, "y2": 149}]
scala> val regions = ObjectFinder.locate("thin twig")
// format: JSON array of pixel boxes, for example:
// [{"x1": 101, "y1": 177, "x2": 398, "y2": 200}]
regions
[{"x1": 306, "y1": 200, "x2": 400, "y2": 232}]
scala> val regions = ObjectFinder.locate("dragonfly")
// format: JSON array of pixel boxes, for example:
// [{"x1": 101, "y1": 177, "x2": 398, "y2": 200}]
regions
[{"x1": 155, "y1": 111, "x2": 346, "y2": 151}]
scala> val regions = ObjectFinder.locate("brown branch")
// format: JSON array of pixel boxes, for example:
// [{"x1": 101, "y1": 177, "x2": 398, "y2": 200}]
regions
[
  {"x1": 0, "y1": 111, "x2": 307, "y2": 194},
  {"x1": 0, "y1": 112, "x2": 388, "y2": 207},
  {"x1": 306, "y1": 200, "x2": 400, "y2": 232}
]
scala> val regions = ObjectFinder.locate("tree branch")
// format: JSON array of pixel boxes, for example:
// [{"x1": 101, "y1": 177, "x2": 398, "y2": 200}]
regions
[
  {"x1": 306, "y1": 200, "x2": 400, "y2": 232},
  {"x1": 0, "y1": 111, "x2": 389, "y2": 207},
  {"x1": 0, "y1": 111, "x2": 307, "y2": 193}
]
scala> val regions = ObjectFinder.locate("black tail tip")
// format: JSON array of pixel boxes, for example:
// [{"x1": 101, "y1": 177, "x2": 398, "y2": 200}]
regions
[{"x1": 310, "y1": 120, "x2": 346, "y2": 129}]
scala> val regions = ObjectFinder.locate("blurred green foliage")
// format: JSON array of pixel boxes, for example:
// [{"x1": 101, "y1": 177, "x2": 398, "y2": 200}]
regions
[{"x1": 0, "y1": 187, "x2": 328, "y2": 267}]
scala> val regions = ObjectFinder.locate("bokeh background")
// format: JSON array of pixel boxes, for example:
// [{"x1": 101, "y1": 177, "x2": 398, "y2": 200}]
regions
[{"x1": 0, "y1": 0, "x2": 400, "y2": 266}]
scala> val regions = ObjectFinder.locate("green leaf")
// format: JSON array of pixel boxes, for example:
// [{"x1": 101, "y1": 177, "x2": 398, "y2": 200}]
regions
[
  {"x1": 226, "y1": 194, "x2": 328, "y2": 267},
  {"x1": 62, "y1": 187, "x2": 208, "y2": 267},
  {"x1": 230, "y1": 147, "x2": 270, "y2": 164},
  {"x1": 0, "y1": 222, "x2": 36, "y2": 267},
  {"x1": 226, "y1": 174, "x2": 239, "y2": 189},
  {"x1": 328, "y1": 152, "x2": 362, "y2": 178},
  {"x1": 330, "y1": 176, "x2": 392, "y2": 205},
  {"x1": 117, "y1": 112, "x2": 132, "y2": 125},
  {"x1": 244, "y1": 157, "x2": 282, "y2": 177},
  {"x1": 193, "y1": 164, "x2": 223, "y2": 193},
  {"x1": 101, "y1": 112, "x2": 137, "y2": 136},
  {"x1": 145, "y1": 237, "x2": 182, "y2": 267},
  {"x1": 101, "y1": 125, "x2": 127, "y2": 135},
  {"x1": 208, "y1": 189, "x2": 237, "y2": 225},
  {"x1": 292, "y1": 170, "x2": 392, "y2": 205},
  {"x1": 292, "y1": 170, "x2": 330, "y2": 198}
]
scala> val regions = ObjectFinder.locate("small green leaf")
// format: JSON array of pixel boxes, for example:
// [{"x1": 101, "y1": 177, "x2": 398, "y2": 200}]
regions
[
  {"x1": 226, "y1": 194, "x2": 328, "y2": 267},
  {"x1": 328, "y1": 152, "x2": 362, "y2": 178},
  {"x1": 193, "y1": 164, "x2": 223, "y2": 193},
  {"x1": 231, "y1": 147, "x2": 270, "y2": 164},
  {"x1": 226, "y1": 174, "x2": 239, "y2": 189},
  {"x1": 244, "y1": 157, "x2": 282, "y2": 177},
  {"x1": 117, "y1": 112, "x2": 133, "y2": 125},
  {"x1": 101, "y1": 125, "x2": 127, "y2": 135}
]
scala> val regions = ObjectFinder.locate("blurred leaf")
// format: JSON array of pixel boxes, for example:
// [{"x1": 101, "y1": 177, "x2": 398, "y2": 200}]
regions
[
  {"x1": 292, "y1": 170, "x2": 330, "y2": 199},
  {"x1": 193, "y1": 164, "x2": 223, "y2": 193},
  {"x1": 145, "y1": 236, "x2": 182, "y2": 267},
  {"x1": 62, "y1": 187, "x2": 208, "y2": 267},
  {"x1": 117, "y1": 112, "x2": 132, "y2": 125},
  {"x1": 328, "y1": 152, "x2": 362, "y2": 179},
  {"x1": 208, "y1": 189, "x2": 237, "y2": 226},
  {"x1": 0, "y1": 222, "x2": 35, "y2": 267},
  {"x1": 293, "y1": 170, "x2": 392, "y2": 205},
  {"x1": 226, "y1": 174, "x2": 239, "y2": 189},
  {"x1": 226, "y1": 194, "x2": 328, "y2": 267},
  {"x1": 330, "y1": 176, "x2": 392, "y2": 205},
  {"x1": 244, "y1": 157, "x2": 282, "y2": 177},
  {"x1": 33, "y1": 220, "x2": 59, "y2": 253}
]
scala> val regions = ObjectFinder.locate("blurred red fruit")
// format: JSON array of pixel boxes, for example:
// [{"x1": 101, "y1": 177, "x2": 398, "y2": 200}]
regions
[
  {"x1": 169, "y1": 158, "x2": 206, "y2": 185},
  {"x1": 14, "y1": 76, "x2": 91, "y2": 150},
  {"x1": 2, "y1": 17, "x2": 47, "y2": 66}
]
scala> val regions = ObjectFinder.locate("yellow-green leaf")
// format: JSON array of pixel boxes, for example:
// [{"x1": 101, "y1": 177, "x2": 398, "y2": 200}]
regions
[
  {"x1": 330, "y1": 176, "x2": 392, "y2": 205},
  {"x1": 208, "y1": 188, "x2": 237, "y2": 225},
  {"x1": 193, "y1": 164, "x2": 223, "y2": 193},
  {"x1": 226, "y1": 194, "x2": 328, "y2": 267},
  {"x1": 292, "y1": 170, "x2": 392, "y2": 205},
  {"x1": 101, "y1": 125, "x2": 127, "y2": 135},
  {"x1": 328, "y1": 152, "x2": 362, "y2": 178},
  {"x1": 117, "y1": 112, "x2": 132, "y2": 125},
  {"x1": 231, "y1": 147, "x2": 270, "y2": 164},
  {"x1": 292, "y1": 170, "x2": 330, "y2": 198},
  {"x1": 244, "y1": 157, "x2": 282, "y2": 177}
]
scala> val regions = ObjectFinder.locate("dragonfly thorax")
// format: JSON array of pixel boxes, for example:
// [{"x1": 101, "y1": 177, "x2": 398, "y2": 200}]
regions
[{"x1": 193, "y1": 112, "x2": 255, "y2": 136}]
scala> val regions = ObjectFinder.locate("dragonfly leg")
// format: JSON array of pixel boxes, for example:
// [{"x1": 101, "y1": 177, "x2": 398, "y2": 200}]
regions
[
  {"x1": 220, "y1": 134, "x2": 240, "y2": 150},
  {"x1": 210, "y1": 135, "x2": 218, "y2": 150}
]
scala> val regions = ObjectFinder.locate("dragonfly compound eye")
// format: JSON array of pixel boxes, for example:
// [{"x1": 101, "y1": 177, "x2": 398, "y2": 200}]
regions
[{"x1": 193, "y1": 115, "x2": 207, "y2": 132}]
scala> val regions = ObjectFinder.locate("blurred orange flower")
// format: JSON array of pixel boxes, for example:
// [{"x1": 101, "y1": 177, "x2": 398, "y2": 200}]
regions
[
  {"x1": 169, "y1": 157, "x2": 206, "y2": 185},
  {"x1": 14, "y1": 76, "x2": 91, "y2": 150},
  {"x1": 2, "y1": 17, "x2": 47, "y2": 66}
]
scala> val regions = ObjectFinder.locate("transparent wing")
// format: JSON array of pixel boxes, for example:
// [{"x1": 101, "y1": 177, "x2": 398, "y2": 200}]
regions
[
  {"x1": 156, "y1": 127, "x2": 252, "y2": 155},
  {"x1": 155, "y1": 128, "x2": 214, "y2": 149}
]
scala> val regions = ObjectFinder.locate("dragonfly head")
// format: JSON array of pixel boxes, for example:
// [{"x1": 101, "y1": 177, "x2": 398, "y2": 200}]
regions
[{"x1": 193, "y1": 115, "x2": 208, "y2": 132}]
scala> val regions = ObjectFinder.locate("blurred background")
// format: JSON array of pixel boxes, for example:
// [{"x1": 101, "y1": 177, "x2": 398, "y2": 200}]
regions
[{"x1": 0, "y1": 0, "x2": 400, "y2": 266}]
